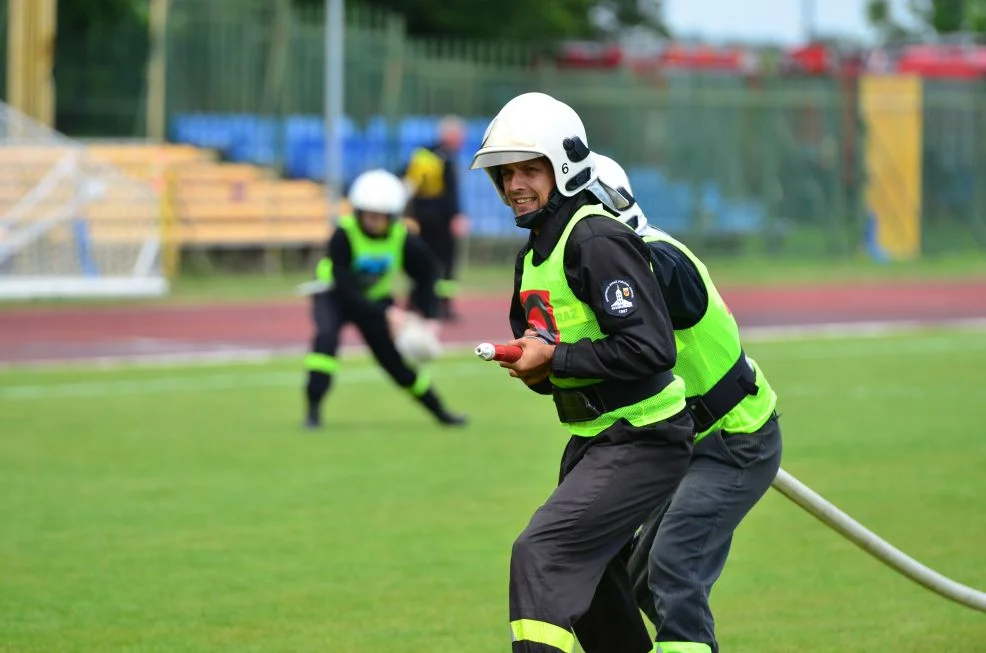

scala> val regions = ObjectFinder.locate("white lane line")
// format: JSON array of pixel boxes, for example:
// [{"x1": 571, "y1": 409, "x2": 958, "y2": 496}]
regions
[
  {"x1": 3, "y1": 327, "x2": 985, "y2": 401},
  {"x1": 2, "y1": 318, "x2": 985, "y2": 400},
  {"x1": 3, "y1": 316, "x2": 985, "y2": 371},
  {"x1": 0, "y1": 361, "x2": 488, "y2": 400}
]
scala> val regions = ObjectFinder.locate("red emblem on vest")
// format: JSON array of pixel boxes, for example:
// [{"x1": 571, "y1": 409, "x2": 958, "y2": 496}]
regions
[{"x1": 519, "y1": 289, "x2": 560, "y2": 344}]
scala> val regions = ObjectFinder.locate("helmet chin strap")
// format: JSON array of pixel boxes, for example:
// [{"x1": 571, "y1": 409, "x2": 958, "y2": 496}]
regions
[{"x1": 514, "y1": 188, "x2": 565, "y2": 230}]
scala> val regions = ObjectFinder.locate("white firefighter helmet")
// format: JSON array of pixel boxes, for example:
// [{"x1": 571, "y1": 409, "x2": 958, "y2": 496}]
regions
[
  {"x1": 592, "y1": 153, "x2": 655, "y2": 236},
  {"x1": 470, "y1": 92, "x2": 596, "y2": 204},
  {"x1": 348, "y1": 169, "x2": 407, "y2": 216}
]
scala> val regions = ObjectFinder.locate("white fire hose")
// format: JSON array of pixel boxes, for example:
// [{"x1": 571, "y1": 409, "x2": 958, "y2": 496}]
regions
[
  {"x1": 772, "y1": 468, "x2": 986, "y2": 612},
  {"x1": 475, "y1": 343, "x2": 985, "y2": 612}
]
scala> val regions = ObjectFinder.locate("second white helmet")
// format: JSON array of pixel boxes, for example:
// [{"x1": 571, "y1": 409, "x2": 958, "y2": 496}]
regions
[
  {"x1": 470, "y1": 92, "x2": 596, "y2": 204},
  {"x1": 592, "y1": 154, "x2": 653, "y2": 235},
  {"x1": 348, "y1": 169, "x2": 407, "y2": 216}
]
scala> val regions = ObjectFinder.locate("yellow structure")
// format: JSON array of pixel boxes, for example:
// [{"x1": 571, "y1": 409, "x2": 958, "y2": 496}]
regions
[
  {"x1": 860, "y1": 74, "x2": 923, "y2": 260},
  {"x1": 0, "y1": 143, "x2": 341, "y2": 278},
  {"x1": 5, "y1": 0, "x2": 57, "y2": 127}
]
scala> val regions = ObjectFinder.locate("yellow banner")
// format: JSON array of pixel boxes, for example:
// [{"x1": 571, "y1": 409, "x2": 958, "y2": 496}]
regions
[{"x1": 860, "y1": 74, "x2": 923, "y2": 260}]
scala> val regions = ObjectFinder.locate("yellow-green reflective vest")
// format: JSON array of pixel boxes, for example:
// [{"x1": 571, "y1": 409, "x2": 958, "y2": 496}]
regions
[
  {"x1": 642, "y1": 229, "x2": 777, "y2": 439},
  {"x1": 316, "y1": 214, "x2": 406, "y2": 301},
  {"x1": 520, "y1": 205, "x2": 686, "y2": 437}
]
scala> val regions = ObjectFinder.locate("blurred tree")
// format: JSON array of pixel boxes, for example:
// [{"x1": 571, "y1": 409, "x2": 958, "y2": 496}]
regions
[
  {"x1": 293, "y1": 0, "x2": 667, "y2": 40},
  {"x1": 46, "y1": 0, "x2": 668, "y2": 136},
  {"x1": 915, "y1": 0, "x2": 986, "y2": 32},
  {"x1": 58, "y1": 0, "x2": 147, "y2": 32},
  {"x1": 54, "y1": 0, "x2": 150, "y2": 136},
  {"x1": 866, "y1": 0, "x2": 986, "y2": 41},
  {"x1": 592, "y1": 0, "x2": 671, "y2": 38}
]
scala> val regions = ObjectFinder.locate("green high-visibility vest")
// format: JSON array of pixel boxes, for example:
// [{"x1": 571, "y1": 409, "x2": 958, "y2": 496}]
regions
[
  {"x1": 316, "y1": 214, "x2": 406, "y2": 301},
  {"x1": 520, "y1": 205, "x2": 686, "y2": 438},
  {"x1": 642, "y1": 228, "x2": 777, "y2": 439}
]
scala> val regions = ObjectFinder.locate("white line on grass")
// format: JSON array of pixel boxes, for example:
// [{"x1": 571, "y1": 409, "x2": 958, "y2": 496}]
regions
[
  {"x1": 2, "y1": 317, "x2": 986, "y2": 372},
  {"x1": 0, "y1": 346, "x2": 308, "y2": 371},
  {"x1": 2, "y1": 318, "x2": 985, "y2": 401},
  {"x1": 2, "y1": 331, "x2": 983, "y2": 402},
  {"x1": 740, "y1": 317, "x2": 986, "y2": 343},
  {"x1": 0, "y1": 361, "x2": 488, "y2": 401},
  {"x1": 749, "y1": 333, "x2": 986, "y2": 360}
]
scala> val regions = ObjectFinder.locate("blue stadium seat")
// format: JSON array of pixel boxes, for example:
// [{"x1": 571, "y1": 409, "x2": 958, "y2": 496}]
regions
[
  {"x1": 169, "y1": 113, "x2": 238, "y2": 152},
  {"x1": 166, "y1": 113, "x2": 772, "y2": 241},
  {"x1": 169, "y1": 114, "x2": 197, "y2": 144},
  {"x1": 699, "y1": 181, "x2": 725, "y2": 213},
  {"x1": 282, "y1": 114, "x2": 363, "y2": 181},
  {"x1": 284, "y1": 115, "x2": 321, "y2": 178},
  {"x1": 462, "y1": 117, "x2": 490, "y2": 163},
  {"x1": 227, "y1": 116, "x2": 279, "y2": 166},
  {"x1": 625, "y1": 167, "x2": 698, "y2": 233},
  {"x1": 364, "y1": 115, "x2": 389, "y2": 143},
  {"x1": 461, "y1": 166, "x2": 516, "y2": 236},
  {"x1": 715, "y1": 200, "x2": 765, "y2": 234}
]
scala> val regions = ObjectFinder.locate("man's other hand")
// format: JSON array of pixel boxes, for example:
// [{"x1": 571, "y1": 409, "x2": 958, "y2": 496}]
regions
[{"x1": 499, "y1": 332, "x2": 555, "y2": 386}]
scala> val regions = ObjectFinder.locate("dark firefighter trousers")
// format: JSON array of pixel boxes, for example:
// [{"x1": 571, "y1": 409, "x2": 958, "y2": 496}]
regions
[
  {"x1": 621, "y1": 414, "x2": 783, "y2": 653},
  {"x1": 306, "y1": 292, "x2": 431, "y2": 397},
  {"x1": 509, "y1": 411, "x2": 694, "y2": 653},
  {"x1": 416, "y1": 214, "x2": 458, "y2": 308}
]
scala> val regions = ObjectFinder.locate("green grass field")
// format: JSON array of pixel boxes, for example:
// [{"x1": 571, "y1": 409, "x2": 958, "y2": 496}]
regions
[{"x1": 2, "y1": 327, "x2": 986, "y2": 652}]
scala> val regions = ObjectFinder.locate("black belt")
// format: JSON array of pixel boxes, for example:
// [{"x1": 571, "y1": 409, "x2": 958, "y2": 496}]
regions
[
  {"x1": 552, "y1": 370, "x2": 676, "y2": 423},
  {"x1": 686, "y1": 350, "x2": 759, "y2": 433}
]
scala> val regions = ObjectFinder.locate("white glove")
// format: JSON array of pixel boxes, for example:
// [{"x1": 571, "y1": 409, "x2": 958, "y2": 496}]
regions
[{"x1": 394, "y1": 313, "x2": 442, "y2": 364}]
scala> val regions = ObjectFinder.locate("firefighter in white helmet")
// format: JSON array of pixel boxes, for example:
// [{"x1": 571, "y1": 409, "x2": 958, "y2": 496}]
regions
[
  {"x1": 471, "y1": 92, "x2": 695, "y2": 653},
  {"x1": 303, "y1": 168, "x2": 467, "y2": 429},
  {"x1": 593, "y1": 153, "x2": 783, "y2": 653}
]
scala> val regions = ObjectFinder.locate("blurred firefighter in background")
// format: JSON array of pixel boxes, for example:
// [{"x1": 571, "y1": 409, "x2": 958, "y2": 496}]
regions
[
  {"x1": 403, "y1": 115, "x2": 470, "y2": 322},
  {"x1": 303, "y1": 169, "x2": 467, "y2": 430}
]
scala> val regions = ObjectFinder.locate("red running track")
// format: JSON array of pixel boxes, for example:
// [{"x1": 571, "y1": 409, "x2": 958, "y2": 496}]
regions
[{"x1": 1, "y1": 280, "x2": 985, "y2": 365}]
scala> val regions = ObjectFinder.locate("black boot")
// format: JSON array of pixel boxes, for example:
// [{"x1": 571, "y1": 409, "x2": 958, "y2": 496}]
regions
[
  {"x1": 417, "y1": 388, "x2": 468, "y2": 427},
  {"x1": 304, "y1": 372, "x2": 332, "y2": 430},
  {"x1": 437, "y1": 411, "x2": 468, "y2": 426}
]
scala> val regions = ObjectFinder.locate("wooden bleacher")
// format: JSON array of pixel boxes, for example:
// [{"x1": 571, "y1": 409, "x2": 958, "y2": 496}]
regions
[{"x1": 0, "y1": 142, "x2": 342, "y2": 249}]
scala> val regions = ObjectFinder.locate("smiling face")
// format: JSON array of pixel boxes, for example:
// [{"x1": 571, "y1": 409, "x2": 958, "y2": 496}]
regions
[{"x1": 499, "y1": 157, "x2": 555, "y2": 216}]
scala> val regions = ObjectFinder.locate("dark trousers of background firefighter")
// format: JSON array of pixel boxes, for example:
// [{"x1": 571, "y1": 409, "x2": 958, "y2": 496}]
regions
[
  {"x1": 623, "y1": 415, "x2": 783, "y2": 653},
  {"x1": 416, "y1": 214, "x2": 458, "y2": 318},
  {"x1": 509, "y1": 413, "x2": 695, "y2": 653},
  {"x1": 305, "y1": 292, "x2": 434, "y2": 419}
]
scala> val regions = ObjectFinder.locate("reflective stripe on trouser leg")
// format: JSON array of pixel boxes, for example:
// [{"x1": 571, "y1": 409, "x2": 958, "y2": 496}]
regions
[
  {"x1": 305, "y1": 353, "x2": 339, "y2": 374},
  {"x1": 512, "y1": 424, "x2": 693, "y2": 653},
  {"x1": 655, "y1": 642, "x2": 712, "y2": 653},
  {"x1": 510, "y1": 619, "x2": 575, "y2": 652},
  {"x1": 409, "y1": 371, "x2": 430, "y2": 397}
]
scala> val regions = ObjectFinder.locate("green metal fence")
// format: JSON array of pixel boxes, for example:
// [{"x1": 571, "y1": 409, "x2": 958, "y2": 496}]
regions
[
  {"x1": 164, "y1": 0, "x2": 537, "y2": 119},
  {"x1": 922, "y1": 79, "x2": 986, "y2": 255},
  {"x1": 160, "y1": 0, "x2": 869, "y2": 259},
  {"x1": 2, "y1": 0, "x2": 985, "y2": 261}
]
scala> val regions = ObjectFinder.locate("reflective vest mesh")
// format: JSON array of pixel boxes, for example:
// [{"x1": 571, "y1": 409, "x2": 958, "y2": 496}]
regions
[
  {"x1": 520, "y1": 205, "x2": 686, "y2": 437},
  {"x1": 643, "y1": 229, "x2": 777, "y2": 438},
  {"x1": 316, "y1": 214, "x2": 406, "y2": 301}
]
